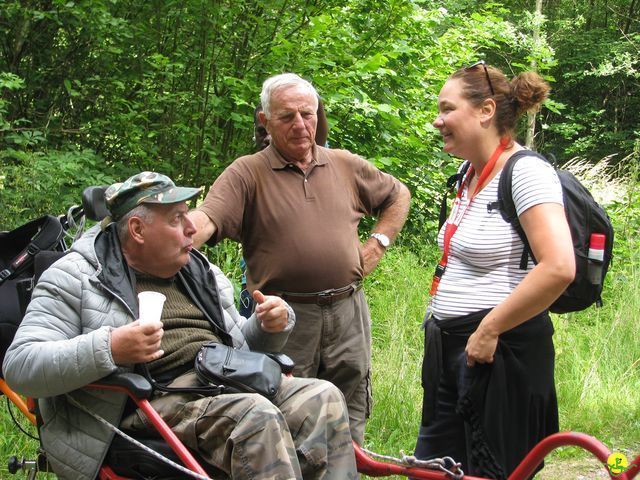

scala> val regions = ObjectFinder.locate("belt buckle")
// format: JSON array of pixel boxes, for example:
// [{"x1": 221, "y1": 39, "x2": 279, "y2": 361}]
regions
[{"x1": 317, "y1": 291, "x2": 333, "y2": 306}]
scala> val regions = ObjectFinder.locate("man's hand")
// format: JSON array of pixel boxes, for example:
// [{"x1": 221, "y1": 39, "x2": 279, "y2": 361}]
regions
[
  {"x1": 361, "y1": 237, "x2": 385, "y2": 276},
  {"x1": 360, "y1": 182, "x2": 410, "y2": 277},
  {"x1": 110, "y1": 321, "x2": 164, "y2": 365},
  {"x1": 253, "y1": 290, "x2": 289, "y2": 333}
]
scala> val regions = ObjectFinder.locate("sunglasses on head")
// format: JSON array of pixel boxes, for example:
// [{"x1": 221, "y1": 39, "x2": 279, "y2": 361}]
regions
[{"x1": 465, "y1": 60, "x2": 495, "y2": 96}]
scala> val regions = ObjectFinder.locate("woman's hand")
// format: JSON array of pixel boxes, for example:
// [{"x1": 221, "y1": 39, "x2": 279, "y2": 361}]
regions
[
  {"x1": 465, "y1": 322, "x2": 499, "y2": 367},
  {"x1": 464, "y1": 201, "x2": 575, "y2": 368}
]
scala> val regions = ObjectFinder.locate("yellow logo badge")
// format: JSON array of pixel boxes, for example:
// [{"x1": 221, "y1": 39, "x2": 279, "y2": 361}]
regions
[{"x1": 607, "y1": 452, "x2": 637, "y2": 476}]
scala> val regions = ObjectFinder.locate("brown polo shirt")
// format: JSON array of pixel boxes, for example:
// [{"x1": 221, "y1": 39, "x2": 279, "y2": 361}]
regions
[{"x1": 198, "y1": 145, "x2": 400, "y2": 293}]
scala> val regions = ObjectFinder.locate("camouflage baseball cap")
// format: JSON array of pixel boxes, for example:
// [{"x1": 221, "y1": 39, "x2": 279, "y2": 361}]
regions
[{"x1": 105, "y1": 172, "x2": 202, "y2": 220}]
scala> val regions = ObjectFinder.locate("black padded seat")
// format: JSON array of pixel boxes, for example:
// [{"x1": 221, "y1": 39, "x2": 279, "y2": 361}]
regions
[{"x1": 106, "y1": 433, "x2": 228, "y2": 480}]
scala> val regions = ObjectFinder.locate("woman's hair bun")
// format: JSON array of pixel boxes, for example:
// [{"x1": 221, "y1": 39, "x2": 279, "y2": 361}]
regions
[{"x1": 510, "y1": 71, "x2": 550, "y2": 115}]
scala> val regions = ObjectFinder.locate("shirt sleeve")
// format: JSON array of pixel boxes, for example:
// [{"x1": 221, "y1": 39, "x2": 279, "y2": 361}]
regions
[
  {"x1": 198, "y1": 162, "x2": 250, "y2": 243},
  {"x1": 350, "y1": 152, "x2": 401, "y2": 215},
  {"x1": 512, "y1": 155, "x2": 564, "y2": 217}
]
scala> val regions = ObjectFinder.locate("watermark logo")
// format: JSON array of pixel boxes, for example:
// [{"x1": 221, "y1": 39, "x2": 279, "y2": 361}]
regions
[{"x1": 607, "y1": 452, "x2": 637, "y2": 476}]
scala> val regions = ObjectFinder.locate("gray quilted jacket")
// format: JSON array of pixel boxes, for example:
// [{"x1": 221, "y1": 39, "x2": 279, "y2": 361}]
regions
[{"x1": 2, "y1": 224, "x2": 293, "y2": 480}]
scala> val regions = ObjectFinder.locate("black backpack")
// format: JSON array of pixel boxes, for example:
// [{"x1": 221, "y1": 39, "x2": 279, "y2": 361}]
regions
[
  {"x1": 0, "y1": 215, "x2": 66, "y2": 375},
  {"x1": 490, "y1": 150, "x2": 614, "y2": 314},
  {"x1": 439, "y1": 150, "x2": 614, "y2": 314}
]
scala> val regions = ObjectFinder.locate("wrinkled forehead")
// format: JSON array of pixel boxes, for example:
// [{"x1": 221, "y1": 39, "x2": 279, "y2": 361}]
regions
[
  {"x1": 270, "y1": 85, "x2": 318, "y2": 111},
  {"x1": 144, "y1": 200, "x2": 189, "y2": 217}
]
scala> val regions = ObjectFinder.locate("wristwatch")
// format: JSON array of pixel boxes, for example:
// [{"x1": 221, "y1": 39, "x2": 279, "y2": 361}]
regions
[{"x1": 371, "y1": 232, "x2": 390, "y2": 249}]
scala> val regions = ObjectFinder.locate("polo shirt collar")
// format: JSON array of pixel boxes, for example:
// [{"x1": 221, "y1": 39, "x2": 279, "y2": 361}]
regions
[{"x1": 265, "y1": 144, "x2": 328, "y2": 170}]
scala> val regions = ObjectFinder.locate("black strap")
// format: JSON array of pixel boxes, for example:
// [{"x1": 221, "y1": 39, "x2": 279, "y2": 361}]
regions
[
  {"x1": 438, "y1": 161, "x2": 471, "y2": 230},
  {"x1": 0, "y1": 216, "x2": 64, "y2": 286},
  {"x1": 138, "y1": 363, "x2": 223, "y2": 396},
  {"x1": 495, "y1": 150, "x2": 550, "y2": 269}
]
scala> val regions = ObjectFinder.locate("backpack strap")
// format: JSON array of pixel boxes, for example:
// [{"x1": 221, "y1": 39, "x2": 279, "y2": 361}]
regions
[
  {"x1": 438, "y1": 161, "x2": 471, "y2": 230},
  {"x1": 491, "y1": 150, "x2": 550, "y2": 270},
  {"x1": 0, "y1": 215, "x2": 64, "y2": 285}
]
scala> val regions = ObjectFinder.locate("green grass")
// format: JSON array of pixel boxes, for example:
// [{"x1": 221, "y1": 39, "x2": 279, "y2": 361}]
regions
[
  {"x1": 553, "y1": 247, "x2": 640, "y2": 450},
  {"x1": 363, "y1": 245, "x2": 435, "y2": 457}
]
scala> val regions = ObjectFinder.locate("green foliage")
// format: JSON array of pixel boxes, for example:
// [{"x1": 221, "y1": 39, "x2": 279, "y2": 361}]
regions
[
  {"x1": 541, "y1": 22, "x2": 639, "y2": 163},
  {"x1": 201, "y1": 239, "x2": 245, "y2": 298},
  {"x1": 1, "y1": 0, "x2": 593, "y2": 242},
  {"x1": 0, "y1": 1, "x2": 639, "y2": 477},
  {"x1": 0, "y1": 148, "x2": 121, "y2": 230}
]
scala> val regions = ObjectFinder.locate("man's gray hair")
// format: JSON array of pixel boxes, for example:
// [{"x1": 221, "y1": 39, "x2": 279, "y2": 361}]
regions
[
  {"x1": 116, "y1": 204, "x2": 155, "y2": 244},
  {"x1": 260, "y1": 73, "x2": 318, "y2": 119}
]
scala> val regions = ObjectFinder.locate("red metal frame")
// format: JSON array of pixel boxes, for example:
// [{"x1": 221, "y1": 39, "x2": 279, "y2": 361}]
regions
[
  {"x1": 98, "y1": 465, "x2": 129, "y2": 480},
  {"x1": 507, "y1": 432, "x2": 611, "y2": 480},
  {"x1": 87, "y1": 381, "x2": 211, "y2": 479},
  {"x1": 354, "y1": 442, "x2": 487, "y2": 479},
  {"x1": 3, "y1": 379, "x2": 638, "y2": 480},
  {"x1": 354, "y1": 432, "x2": 640, "y2": 480},
  {"x1": 0, "y1": 379, "x2": 36, "y2": 426},
  {"x1": 626, "y1": 457, "x2": 640, "y2": 479}
]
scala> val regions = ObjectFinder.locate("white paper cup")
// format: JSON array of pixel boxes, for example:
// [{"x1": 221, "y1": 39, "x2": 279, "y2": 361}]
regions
[{"x1": 138, "y1": 291, "x2": 166, "y2": 324}]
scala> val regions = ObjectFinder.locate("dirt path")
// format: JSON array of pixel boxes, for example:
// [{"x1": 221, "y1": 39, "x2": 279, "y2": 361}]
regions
[
  {"x1": 537, "y1": 446, "x2": 640, "y2": 479},
  {"x1": 535, "y1": 455, "x2": 611, "y2": 479}
]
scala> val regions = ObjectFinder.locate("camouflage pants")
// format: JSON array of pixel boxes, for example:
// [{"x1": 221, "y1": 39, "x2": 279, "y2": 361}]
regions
[{"x1": 121, "y1": 372, "x2": 357, "y2": 479}]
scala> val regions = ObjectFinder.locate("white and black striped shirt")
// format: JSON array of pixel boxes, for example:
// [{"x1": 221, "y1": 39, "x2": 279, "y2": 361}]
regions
[{"x1": 431, "y1": 154, "x2": 563, "y2": 320}]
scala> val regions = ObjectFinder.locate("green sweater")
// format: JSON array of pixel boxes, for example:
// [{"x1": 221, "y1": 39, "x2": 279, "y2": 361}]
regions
[{"x1": 136, "y1": 275, "x2": 219, "y2": 375}]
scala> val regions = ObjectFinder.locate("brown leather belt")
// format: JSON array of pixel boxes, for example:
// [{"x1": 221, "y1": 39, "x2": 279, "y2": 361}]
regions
[{"x1": 279, "y1": 282, "x2": 362, "y2": 306}]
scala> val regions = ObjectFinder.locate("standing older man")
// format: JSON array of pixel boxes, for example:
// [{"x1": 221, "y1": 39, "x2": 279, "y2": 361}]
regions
[
  {"x1": 4, "y1": 172, "x2": 357, "y2": 480},
  {"x1": 189, "y1": 73, "x2": 411, "y2": 444},
  {"x1": 238, "y1": 97, "x2": 329, "y2": 318}
]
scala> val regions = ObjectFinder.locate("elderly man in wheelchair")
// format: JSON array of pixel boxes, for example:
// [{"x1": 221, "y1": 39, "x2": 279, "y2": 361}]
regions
[{"x1": 2, "y1": 172, "x2": 357, "y2": 480}]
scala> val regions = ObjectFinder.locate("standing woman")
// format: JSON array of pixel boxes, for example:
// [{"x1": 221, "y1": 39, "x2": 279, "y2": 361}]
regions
[{"x1": 415, "y1": 62, "x2": 575, "y2": 478}]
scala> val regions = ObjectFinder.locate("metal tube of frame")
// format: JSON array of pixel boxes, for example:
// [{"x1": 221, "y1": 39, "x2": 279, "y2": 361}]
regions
[
  {"x1": 507, "y1": 432, "x2": 612, "y2": 480},
  {"x1": 0, "y1": 379, "x2": 36, "y2": 425},
  {"x1": 90, "y1": 382, "x2": 210, "y2": 478}
]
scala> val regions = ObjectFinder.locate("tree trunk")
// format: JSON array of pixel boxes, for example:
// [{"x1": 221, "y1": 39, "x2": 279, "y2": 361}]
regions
[
  {"x1": 624, "y1": 0, "x2": 638, "y2": 34},
  {"x1": 525, "y1": 0, "x2": 543, "y2": 149}
]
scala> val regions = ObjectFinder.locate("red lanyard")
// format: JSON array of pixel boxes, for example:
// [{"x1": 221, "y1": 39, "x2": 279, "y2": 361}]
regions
[{"x1": 429, "y1": 138, "x2": 510, "y2": 296}]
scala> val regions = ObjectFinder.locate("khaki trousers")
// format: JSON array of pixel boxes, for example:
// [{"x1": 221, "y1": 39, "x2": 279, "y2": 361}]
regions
[{"x1": 282, "y1": 289, "x2": 372, "y2": 444}]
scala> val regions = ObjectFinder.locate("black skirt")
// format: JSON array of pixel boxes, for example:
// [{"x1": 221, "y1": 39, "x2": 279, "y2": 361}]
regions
[{"x1": 416, "y1": 309, "x2": 558, "y2": 479}]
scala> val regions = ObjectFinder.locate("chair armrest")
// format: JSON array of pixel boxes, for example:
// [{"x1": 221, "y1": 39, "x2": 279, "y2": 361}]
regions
[
  {"x1": 89, "y1": 372, "x2": 153, "y2": 399},
  {"x1": 265, "y1": 352, "x2": 295, "y2": 374}
]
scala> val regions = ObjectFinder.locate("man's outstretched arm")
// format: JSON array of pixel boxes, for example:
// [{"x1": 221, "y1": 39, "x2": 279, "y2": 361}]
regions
[{"x1": 189, "y1": 209, "x2": 217, "y2": 249}]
